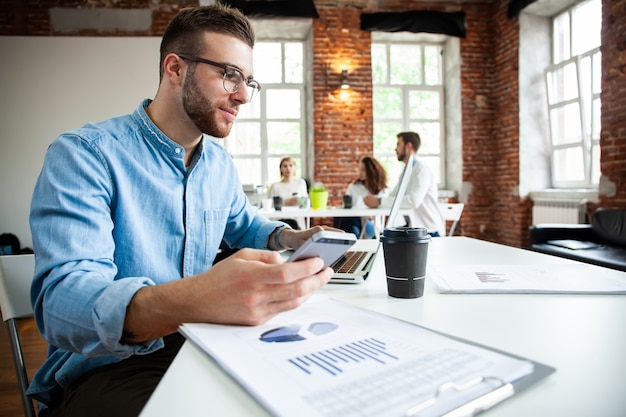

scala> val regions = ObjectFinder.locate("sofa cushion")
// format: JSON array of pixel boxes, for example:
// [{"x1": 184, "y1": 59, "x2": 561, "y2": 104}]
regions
[
  {"x1": 532, "y1": 242, "x2": 626, "y2": 272},
  {"x1": 593, "y1": 209, "x2": 626, "y2": 246}
]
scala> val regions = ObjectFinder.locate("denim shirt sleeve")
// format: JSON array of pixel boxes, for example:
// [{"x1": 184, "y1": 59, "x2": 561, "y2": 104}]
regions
[{"x1": 30, "y1": 133, "x2": 160, "y2": 358}]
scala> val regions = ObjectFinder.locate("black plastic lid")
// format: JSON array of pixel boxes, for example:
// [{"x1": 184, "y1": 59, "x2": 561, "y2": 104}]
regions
[{"x1": 380, "y1": 227, "x2": 431, "y2": 243}]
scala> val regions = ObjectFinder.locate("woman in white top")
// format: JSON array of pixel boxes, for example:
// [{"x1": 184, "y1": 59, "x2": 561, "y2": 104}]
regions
[
  {"x1": 269, "y1": 156, "x2": 308, "y2": 229},
  {"x1": 335, "y1": 156, "x2": 388, "y2": 238}
]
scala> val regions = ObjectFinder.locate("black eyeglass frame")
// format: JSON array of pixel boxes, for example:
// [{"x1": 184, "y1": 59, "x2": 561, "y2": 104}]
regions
[{"x1": 177, "y1": 53, "x2": 261, "y2": 100}]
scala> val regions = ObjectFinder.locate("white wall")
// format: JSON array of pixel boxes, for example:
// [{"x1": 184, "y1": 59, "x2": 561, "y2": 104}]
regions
[
  {"x1": 518, "y1": 12, "x2": 552, "y2": 197},
  {"x1": 0, "y1": 37, "x2": 160, "y2": 248}
]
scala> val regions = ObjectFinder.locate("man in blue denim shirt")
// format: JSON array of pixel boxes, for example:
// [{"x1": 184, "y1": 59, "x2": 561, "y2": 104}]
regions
[{"x1": 28, "y1": 5, "x2": 333, "y2": 416}]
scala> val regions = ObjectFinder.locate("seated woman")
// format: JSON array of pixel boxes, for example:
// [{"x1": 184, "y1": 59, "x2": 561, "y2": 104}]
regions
[
  {"x1": 269, "y1": 156, "x2": 308, "y2": 230},
  {"x1": 335, "y1": 156, "x2": 388, "y2": 238}
]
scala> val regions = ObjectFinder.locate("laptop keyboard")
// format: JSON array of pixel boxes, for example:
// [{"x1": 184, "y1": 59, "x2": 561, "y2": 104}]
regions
[
  {"x1": 331, "y1": 251, "x2": 369, "y2": 273},
  {"x1": 303, "y1": 348, "x2": 492, "y2": 417}
]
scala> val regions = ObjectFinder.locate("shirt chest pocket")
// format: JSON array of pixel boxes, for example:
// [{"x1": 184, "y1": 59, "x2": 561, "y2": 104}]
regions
[{"x1": 204, "y1": 209, "x2": 229, "y2": 264}]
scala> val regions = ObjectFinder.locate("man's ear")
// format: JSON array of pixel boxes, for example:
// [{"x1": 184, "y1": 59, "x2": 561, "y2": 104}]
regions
[{"x1": 163, "y1": 54, "x2": 184, "y2": 86}]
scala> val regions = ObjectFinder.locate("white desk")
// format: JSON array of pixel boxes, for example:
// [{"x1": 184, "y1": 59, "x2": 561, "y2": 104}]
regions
[{"x1": 140, "y1": 237, "x2": 626, "y2": 417}]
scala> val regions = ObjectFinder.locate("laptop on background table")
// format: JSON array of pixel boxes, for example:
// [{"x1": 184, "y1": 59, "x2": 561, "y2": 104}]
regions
[{"x1": 328, "y1": 156, "x2": 414, "y2": 284}]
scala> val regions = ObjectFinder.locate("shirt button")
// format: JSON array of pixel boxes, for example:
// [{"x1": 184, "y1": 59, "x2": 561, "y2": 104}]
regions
[{"x1": 175, "y1": 148, "x2": 182, "y2": 154}]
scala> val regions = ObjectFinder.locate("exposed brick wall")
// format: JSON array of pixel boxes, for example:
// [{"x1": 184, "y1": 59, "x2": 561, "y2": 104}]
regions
[
  {"x1": 312, "y1": 6, "x2": 374, "y2": 206},
  {"x1": 600, "y1": 0, "x2": 626, "y2": 208},
  {"x1": 457, "y1": 4, "x2": 497, "y2": 241},
  {"x1": 490, "y1": 0, "x2": 529, "y2": 247},
  {"x1": 1, "y1": 0, "x2": 624, "y2": 248}
]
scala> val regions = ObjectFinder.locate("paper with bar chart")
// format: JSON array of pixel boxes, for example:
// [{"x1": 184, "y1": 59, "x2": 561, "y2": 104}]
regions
[
  {"x1": 179, "y1": 297, "x2": 546, "y2": 417},
  {"x1": 428, "y1": 263, "x2": 626, "y2": 294}
]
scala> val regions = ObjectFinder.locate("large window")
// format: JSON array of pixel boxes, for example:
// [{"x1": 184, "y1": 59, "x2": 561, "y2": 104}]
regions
[
  {"x1": 372, "y1": 38, "x2": 445, "y2": 186},
  {"x1": 545, "y1": 0, "x2": 601, "y2": 188},
  {"x1": 223, "y1": 39, "x2": 308, "y2": 189}
]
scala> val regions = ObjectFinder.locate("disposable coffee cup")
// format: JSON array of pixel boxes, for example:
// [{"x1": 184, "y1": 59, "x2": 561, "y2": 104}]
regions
[
  {"x1": 273, "y1": 196, "x2": 283, "y2": 211},
  {"x1": 343, "y1": 195, "x2": 353, "y2": 209},
  {"x1": 380, "y1": 227, "x2": 431, "y2": 299},
  {"x1": 261, "y1": 198, "x2": 273, "y2": 210}
]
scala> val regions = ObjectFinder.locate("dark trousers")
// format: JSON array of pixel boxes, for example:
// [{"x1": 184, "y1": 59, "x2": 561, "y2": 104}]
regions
[{"x1": 47, "y1": 333, "x2": 185, "y2": 417}]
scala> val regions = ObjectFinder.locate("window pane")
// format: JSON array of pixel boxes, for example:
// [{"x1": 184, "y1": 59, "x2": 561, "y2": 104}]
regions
[
  {"x1": 424, "y1": 45, "x2": 442, "y2": 85},
  {"x1": 547, "y1": 63, "x2": 578, "y2": 104},
  {"x1": 592, "y1": 51, "x2": 601, "y2": 94},
  {"x1": 572, "y1": 0, "x2": 601, "y2": 56},
  {"x1": 591, "y1": 144, "x2": 600, "y2": 184},
  {"x1": 592, "y1": 97, "x2": 601, "y2": 139},
  {"x1": 379, "y1": 157, "x2": 404, "y2": 188},
  {"x1": 550, "y1": 103, "x2": 582, "y2": 145},
  {"x1": 409, "y1": 90, "x2": 440, "y2": 119},
  {"x1": 553, "y1": 147, "x2": 585, "y2": 182},
  {"x1": 373, "y1": 121, "x2": 402, "y2": 153},
  {"x1": 234, "y1": 158, "x2": 262, "y2": 185},
  {"x1": 422, "y1": 156, "x2": 441, "y2": 186},
  {"x1": 227, "y1": 122, "x2": 261, "y2": 153},
  {"x1": 238, "y1": 95, "x2": 261, "y2": 118},
  {"x1": 266, "y1": 89, "x2": 301, "y2": 118},
  {"x1": 553, "y1": 11, "x2": 570, "y2": 63},
  {"x1": 579, "y1": 55, "x2": 591, "y2": 98},
  {"x1": 410, "y1": 122, "x2": 441, "y2": 154},
  {"x1": 372, "y1": 44, "x2": 388, "y2": 84},
  {"x1": 254, "y1": 42, "x2": 282, "y2": 83},
  {"x1": 267, "y1": 122, "x2": 301, "y2": 154},
  {"x1": 390, "y1": 45, "x2": 421, "y2": 84},
  {"x1": 373, "y1": 88, "x2": 402, "y2": 118},
  {"x1": 284, "y1": 43, "x2": 303, "y2": 83}
]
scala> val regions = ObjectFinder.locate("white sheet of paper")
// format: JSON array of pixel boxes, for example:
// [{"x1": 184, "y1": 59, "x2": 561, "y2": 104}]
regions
[
  {"x1": 428, "y1": 263, "x2": 626, "y2": 294},
  {"x1": 179, "y1": 297, "x2": 534, "y2": 417}
]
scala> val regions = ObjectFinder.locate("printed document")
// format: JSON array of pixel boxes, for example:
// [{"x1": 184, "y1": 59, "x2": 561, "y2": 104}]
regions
[
  {"x1": 428, "y1": 263, "x2": 626, "y2": 294},
  {"x1": 179, "y1": 297, "x2": 535, "y2": 417}
]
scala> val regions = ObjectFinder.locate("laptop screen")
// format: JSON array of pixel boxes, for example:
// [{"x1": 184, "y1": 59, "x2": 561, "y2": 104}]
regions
[{"x1": 384, "y1": 155, "x2": 413, "y2": 229}]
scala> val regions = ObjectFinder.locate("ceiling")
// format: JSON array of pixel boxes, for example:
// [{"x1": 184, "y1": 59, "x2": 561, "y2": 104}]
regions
[{"x1": 201, "y1": 0, "x2": 579, "y2": 39}]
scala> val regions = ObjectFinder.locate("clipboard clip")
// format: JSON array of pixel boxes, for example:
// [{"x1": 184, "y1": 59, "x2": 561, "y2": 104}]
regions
[{"x1": 404, "y1": 376, "x2": 514, "y2": 417}]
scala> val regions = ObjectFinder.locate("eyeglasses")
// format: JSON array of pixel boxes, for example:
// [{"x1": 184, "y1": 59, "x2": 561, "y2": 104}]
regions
[{"x1": 177, "y1": 53, "x2": 261, "y2": 101}]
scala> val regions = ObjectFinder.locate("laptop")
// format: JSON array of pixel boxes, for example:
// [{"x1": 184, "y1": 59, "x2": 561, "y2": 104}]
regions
[{"x1": 328, "y1": 156, "x2": 414, "y2": 284}]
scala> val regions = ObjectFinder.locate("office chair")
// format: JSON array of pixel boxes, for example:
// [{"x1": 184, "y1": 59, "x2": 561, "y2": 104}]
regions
[
  {"x1": 0, "y1": 254, "x2": 37, "y2": 417},
  {"x1": 438, "y1": 203, "x2": 465, "y2": 236}
]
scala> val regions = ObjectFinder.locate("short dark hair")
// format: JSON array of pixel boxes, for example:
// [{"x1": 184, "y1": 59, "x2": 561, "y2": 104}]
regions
[
  {"x1": 159, "y1": 4, "x2": 255, "y2": 79},
  {"x1": 397, "y1": 131, "x2": 421, "y2": 152}
]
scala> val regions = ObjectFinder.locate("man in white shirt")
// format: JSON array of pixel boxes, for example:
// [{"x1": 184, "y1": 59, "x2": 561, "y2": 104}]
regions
[{"x1": 363, "y1": 131, "x2": 444, "y2": 237}]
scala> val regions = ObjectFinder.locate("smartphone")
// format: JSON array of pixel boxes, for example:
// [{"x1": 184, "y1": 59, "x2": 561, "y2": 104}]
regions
[{"x1": 287, "y1": 230, "x2": 357, "y2": 268}]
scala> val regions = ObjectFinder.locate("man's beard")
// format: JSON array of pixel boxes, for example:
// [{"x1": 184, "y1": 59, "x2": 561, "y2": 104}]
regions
[
  {"x1": 182, "y1": 69, "x2": 233, "y2": 138},
  {"x1": 396, "y1": 148, "x2": 406, "y2": 162}
]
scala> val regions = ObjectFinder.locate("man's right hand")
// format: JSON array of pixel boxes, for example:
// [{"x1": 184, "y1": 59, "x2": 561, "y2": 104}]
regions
[{"x1": 122, "y1": 248, "x2": 331, "y2": 343}]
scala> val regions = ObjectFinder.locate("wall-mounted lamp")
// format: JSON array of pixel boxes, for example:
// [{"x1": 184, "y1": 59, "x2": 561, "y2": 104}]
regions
[{"x1": 340, "y1": 70, "x2": 350, "y2": 89}]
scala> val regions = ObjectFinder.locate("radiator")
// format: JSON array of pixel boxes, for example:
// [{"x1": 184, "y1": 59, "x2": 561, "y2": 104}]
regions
[{"x1": 532, "y1": 198, "x2": 586, "y2": 224}]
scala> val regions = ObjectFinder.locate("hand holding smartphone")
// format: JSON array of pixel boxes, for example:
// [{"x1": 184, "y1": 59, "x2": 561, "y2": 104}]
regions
[{"x1": 287, "y1": 230, "x2": 357, "y2": 268}]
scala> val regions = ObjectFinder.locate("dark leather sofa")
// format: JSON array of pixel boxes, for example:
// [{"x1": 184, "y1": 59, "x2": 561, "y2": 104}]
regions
[{"x1": 529, "y1": 208, "x2": 626, "y2": 272}]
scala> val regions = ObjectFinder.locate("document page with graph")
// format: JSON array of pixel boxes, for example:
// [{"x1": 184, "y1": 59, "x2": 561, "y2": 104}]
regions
[
  {"x1": 179, "y1": 297, "x2": 546, "y2": 417},
  {"x1": 428, "y1": 263, "x2": 626, "y2": 294}
]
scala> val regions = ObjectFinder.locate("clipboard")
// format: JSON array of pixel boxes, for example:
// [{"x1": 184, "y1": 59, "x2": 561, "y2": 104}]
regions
[{"x1": 179, "y1": 297, "x2": 555, "y2": 417}]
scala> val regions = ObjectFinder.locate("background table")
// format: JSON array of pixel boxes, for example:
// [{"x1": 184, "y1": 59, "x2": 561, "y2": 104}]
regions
[
  {"x1": 258, "y1": 206, "x2": 403, "y2": 231},
  {"x1": 140, "y1": 237, "x2": 626, "y2": 417}
]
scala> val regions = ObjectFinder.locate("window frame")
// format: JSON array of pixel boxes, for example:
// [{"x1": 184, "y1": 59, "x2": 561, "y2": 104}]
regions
[
  {"x1": 544, "y1": 0, "x2": 601, "y2": 189},
  {"x1": 371, "y1": 40, "x2": 446, "y2": 188},
  {"x1": 223, "y1": 22, "x2": 311, "y2": 190}
]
